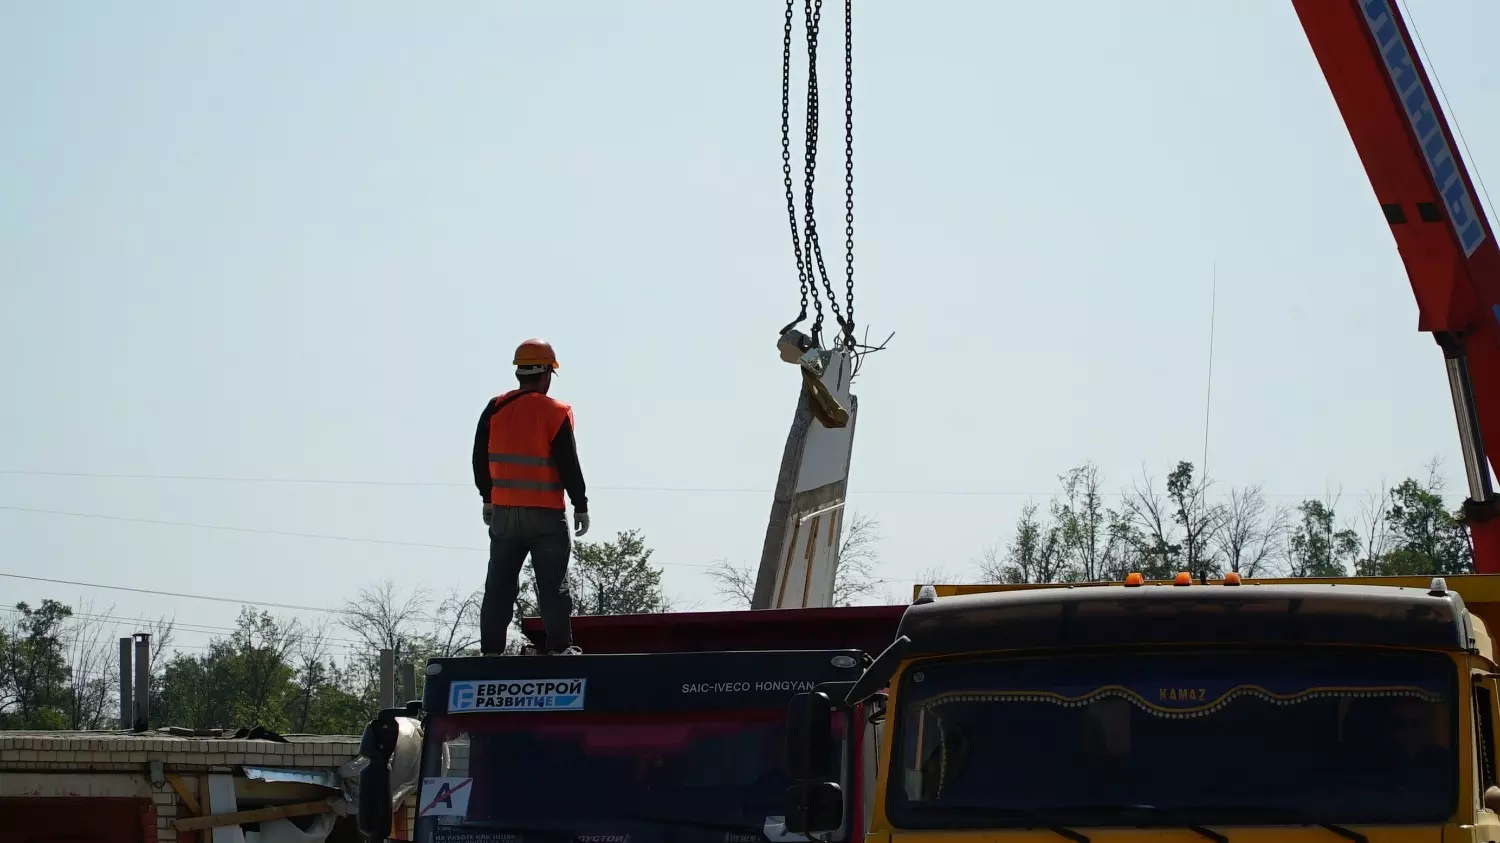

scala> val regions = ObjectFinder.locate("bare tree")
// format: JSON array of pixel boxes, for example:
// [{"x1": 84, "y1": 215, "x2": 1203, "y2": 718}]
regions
[
  {"x1": 881, "y1": 564, "x2": 965, "y2": 604},
  {"x1": 432, "y1": 588, "x2": 482, "y2": 658},
  {"x1": 1122, "y1": 467, "x2": 1180, "y2": 578},
  {"x1": 340, "y1": 581, "x2": 431, "y2": 659},
  {"x1": 704, "y1": 509, "x2": 883, "y2": 608},
  {"x1": 1055, "y1": 462, "x2": 1113, "y2": 582},
  {"x1": 1352, "y1": 484, "x2": 1393, "y2": 575},
  {"x1": 1167, "y1": 461, "x2": 1225, "y2": 576},
  {"x1": 832, "y1": 512, "x2": 883, "y2": 606},
  {"x1": 914, "y1": 564, "x2": 963, "y2": 586},
  {"x1": 1122, "y1": 462, "x2": 1225, "y2": 578},
  {"x1": 705, "y1": 561, "x2": 756, "y2": 608},
  {"x1": 289, "y1": 620, "x2": 334, "y2": 733},
  {"x1": 144, "y1": 615, "x2": 176, "y2": 675},
  {"x1": 1214, "y1": 485, "x2": 1289, "y2": 576},
  {"x1": 973, "y1": 543, "x2": 1005, "y2": 584},
  {"x1": 61, "y1": 599, "x2": 119, "y2": 730},
  {"x1": 979, "y1": 501, "x2": 1070, "y2": 584}
]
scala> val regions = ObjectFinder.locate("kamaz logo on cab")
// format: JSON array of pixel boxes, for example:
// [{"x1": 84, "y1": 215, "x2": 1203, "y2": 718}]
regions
[{"x1": 449, "y1": 678, "x2": 587, "y2": 713}]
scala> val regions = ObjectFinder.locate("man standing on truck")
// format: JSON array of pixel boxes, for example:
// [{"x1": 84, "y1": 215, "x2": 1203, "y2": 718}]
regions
[{"x1": 472, "y1": 337, "x2": 589, "y2": 656}]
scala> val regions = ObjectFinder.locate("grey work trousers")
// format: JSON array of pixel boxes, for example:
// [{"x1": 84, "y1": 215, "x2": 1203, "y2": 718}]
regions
[{"x1": 480, "y1": 505, "x2": 575, "y2": 654}]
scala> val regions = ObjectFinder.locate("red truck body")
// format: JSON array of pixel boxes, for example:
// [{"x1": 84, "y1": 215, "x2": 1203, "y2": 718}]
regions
[
  {"x1": 520, "y1": 605, "x2": 904, "y2": 655},
  {"x1": 518, "y1": 606, "x2": 905, "y2": 843}
]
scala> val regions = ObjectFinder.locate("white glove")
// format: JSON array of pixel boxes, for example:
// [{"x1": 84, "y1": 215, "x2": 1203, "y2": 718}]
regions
[{"x1": 574, "y1": 511, "x2": 590, "y2": 537}]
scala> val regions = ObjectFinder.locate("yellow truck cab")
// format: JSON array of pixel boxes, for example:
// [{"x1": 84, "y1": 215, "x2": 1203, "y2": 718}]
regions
[{"x1": 785, "y1": 574, "x2": 1500, "y2": 843}]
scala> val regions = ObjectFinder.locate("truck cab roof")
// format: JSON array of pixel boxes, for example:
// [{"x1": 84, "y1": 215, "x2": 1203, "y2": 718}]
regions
[{"x1": 896, "y1": 578, "x2": 1485, "y2": 658}]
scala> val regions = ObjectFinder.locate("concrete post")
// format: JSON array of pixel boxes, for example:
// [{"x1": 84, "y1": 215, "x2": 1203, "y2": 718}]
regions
[
  {"x1": 132, "y1": 633, "x2": 151, "y2": 731},
  {"x1": 118, "y1": 638, "x2": 133, "y2": 730},
  {"x1": 399, "y1": 662, "x2": 417, "y2": 705},
  {"x1": 379, "y1": 648, "x2": 395, "y2": 710}
]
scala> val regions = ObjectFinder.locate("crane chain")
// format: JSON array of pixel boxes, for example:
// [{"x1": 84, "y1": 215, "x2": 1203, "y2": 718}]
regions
[
  {"x1": 781, "y1": 0, "x2": 857, "y2": 354},
  {"x1": 842, "y1": 0, "x2": 855, "y2": 351},
  {"x1": 781, "y1": 0, "x2": 809, "y2": 335},
  {"x1": 803, "y1": 0, "x2": 849, "y2": 351}
]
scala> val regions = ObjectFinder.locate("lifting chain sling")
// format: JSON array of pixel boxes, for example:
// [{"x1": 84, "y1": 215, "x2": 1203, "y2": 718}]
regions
[{"x1": 779, "y1": 0, "x2": 856, "y2": 354}]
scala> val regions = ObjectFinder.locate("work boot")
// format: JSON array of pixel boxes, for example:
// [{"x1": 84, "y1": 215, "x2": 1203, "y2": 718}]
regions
[{"x1": 546, "y1": 645, "x2": 583, "y2": 655}]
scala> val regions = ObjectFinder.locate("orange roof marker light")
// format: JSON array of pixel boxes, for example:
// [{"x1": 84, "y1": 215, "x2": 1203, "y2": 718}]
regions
[
  {"x1": 1173, "y1": 572, "x2": 1193, "y2": 586},
  {"x1": 1223, "y1": 572, "x2": 1242, "y2": 586},
  {"x1": 1124, "y1": 572, "x2": 1145, "y2": 587}
]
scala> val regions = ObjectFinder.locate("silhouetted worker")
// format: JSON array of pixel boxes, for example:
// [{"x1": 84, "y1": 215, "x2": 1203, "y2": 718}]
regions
[{"x1": 473, "y1": 338, "x2": 589, "y2": 655}]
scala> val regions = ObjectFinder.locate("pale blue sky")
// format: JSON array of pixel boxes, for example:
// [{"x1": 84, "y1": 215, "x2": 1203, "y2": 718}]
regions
[{"x1": 3, "y1": 1, "x2": 1498, "y2": 660}]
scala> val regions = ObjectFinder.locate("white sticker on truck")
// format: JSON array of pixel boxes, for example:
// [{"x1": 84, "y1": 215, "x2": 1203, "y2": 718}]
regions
[
  {"x1": 448, "y1": 678, "x2": 587, "y2": 712},
  {"x1": 420, "y1": 777, "x2": 473, "y2": 817}
]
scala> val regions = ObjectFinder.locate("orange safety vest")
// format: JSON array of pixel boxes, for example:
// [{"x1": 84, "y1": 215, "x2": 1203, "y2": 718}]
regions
[{"x1": 486, "y1": 390, "x2": 575, "y2": 509}]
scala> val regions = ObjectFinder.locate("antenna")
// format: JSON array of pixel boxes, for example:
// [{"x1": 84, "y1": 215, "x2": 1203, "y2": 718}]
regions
[{"x1": 1201, "y1": 261, "x2": 1218, "y2": 480}]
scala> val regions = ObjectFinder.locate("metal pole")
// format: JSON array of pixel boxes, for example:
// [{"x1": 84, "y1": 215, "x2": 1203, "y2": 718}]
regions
[
  {"x1": 132, "y1": 633, "x2": 151, "y2": 731},
  {"x1": 399, "y1": 662, "x2": 417, "y2": 705},
  {"x1": 379, "y1": 648, "x2": 395, "y2": 710},
  {"x1": 118, "y1": 638, "x2": 133, "y2": 730}
]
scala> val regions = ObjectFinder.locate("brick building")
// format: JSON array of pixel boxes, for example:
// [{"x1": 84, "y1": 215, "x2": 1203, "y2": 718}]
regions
[{"x1": 0, "y1": 730, "x2": 365, "y2": 843}]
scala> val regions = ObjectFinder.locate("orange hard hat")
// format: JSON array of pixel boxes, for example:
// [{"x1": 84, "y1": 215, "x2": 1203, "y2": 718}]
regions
[{"x1": 513, "y1": 338, "x2": 560, "y2": 373}]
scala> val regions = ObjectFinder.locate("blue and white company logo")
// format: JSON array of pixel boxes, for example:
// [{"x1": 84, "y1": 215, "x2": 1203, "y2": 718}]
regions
[
  {"x1": 1360, "y1": 0, "x2": 1488, "y2": 257},
  {"x1": 449, "y1": 678, "x2": 587, "y2": 713}
]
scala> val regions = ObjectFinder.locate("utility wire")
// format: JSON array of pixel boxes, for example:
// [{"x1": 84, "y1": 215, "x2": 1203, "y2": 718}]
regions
[
  {"x1": 0, "y1": 471, "x2": 1401, "y2": 499},
  {"x1": 0, "y1": 570, "x2": 914, "y2": 623},
  {"x1": 0, "y1": 604, "x2": 371, "y2": 650},
  {"x1": 0, "y1": 571, "x2": 351, "y2": 614},
  {"x1": 0, "y1": 506, "x2": 714, "y2": 570}
]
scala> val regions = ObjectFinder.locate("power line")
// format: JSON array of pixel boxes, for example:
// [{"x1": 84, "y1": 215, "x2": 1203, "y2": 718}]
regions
[
  {"x1": 0, "y1": 604, "x2": 371, "y2": 651},
  {"x1": 0, "y1": 505, "x2": 487, "y2": 553},
  {"x1": 0, "y1": 571, "x2": 350, "y2": 614},
  {"x1": 1, "y1": 469, "x2": 1400, "y2": 499},
  {"x1": 0, "y1": 506, "x2": 715, "y2": 570}
]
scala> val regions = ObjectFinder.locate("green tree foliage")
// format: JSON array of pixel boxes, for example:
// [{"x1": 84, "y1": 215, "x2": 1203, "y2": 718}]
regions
[
  {"x1": 0, "y1": 600, "x2": 74, "y2": 729},
  {"x1": 518, "y1": 528, "x2": 669, "y2": 618},
  {"x1": 157, "y1": 608, "x2": 302, "y2": 731},
  {"x1": 980, "y1": 457, "x2": 1473, "y2": 584},
  {"x1": 1367, "y1": 476, "x2": 1471, "y2": 575},
  {"x1": 1, "y1": 543, "x2": 675, "y2": 734},
  {"x1": 979, "y1": 501, "x2": 1066, "y2": 584},
  {"x1": 1287, "y1": 500, "x2": 1361, "y2": 577},
  {"x1": 979, "y1": 462, "x2": 1144, "y2": 585}
]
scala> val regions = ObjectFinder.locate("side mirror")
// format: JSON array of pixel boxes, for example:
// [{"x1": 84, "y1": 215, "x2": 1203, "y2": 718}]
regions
[
  {"x1": 1485, "y1": 785, "x2": 1500, "y2": 813},
  {"x1": 787, "y1": 691, "x2": 834, "y2": 780},
  {"x1": 784, "y1": 782, "x2": 845, "y2": 835},
  {"x1": 356, "y1": 715, "x2": 398, "y2": 841}
]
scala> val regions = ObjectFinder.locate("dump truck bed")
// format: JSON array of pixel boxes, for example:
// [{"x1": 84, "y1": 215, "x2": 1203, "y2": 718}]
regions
[{"x1": 520, "y1": 604, "x2": 904, "y2": 655}]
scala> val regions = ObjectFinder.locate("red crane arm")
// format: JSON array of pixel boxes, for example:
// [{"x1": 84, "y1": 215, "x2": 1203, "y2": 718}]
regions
[{"x1": 1291, "y1": 0, "x2": 1500, "y2": 572}]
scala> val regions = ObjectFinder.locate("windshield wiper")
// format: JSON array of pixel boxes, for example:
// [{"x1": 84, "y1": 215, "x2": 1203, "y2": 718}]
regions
[
  {"x1": 1022, "y1": 804, "x2": 1227, "y2": 843},
  {"x1": 916, "y1": 804, "x2": 1091, "y2": 843},
  {"x1": 923, "y1": 803, "x2": 1231, "y2": 843},
  {"x1": 1163, "y1": 807, "x2": 1366, "y2": 843}
]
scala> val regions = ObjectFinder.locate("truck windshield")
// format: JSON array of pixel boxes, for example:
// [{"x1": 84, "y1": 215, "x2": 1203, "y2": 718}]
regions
[
  {"x1": 889, "y1": 647, "x2": 1457, "y2": 828},
  {"x1": 418, "y1": 709, "x2": 846, "y2": 841}
]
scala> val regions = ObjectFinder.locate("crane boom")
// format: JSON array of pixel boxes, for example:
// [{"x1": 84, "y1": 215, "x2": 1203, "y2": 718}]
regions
[{"x1": 1292, "y1": 0, "x2": 1500, "y2": 571}]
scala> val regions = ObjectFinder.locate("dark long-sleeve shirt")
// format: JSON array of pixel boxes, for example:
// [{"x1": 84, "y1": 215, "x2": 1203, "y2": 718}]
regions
[{"x1": 473, "y1": 396, "x2": 588, "y2": 513}]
